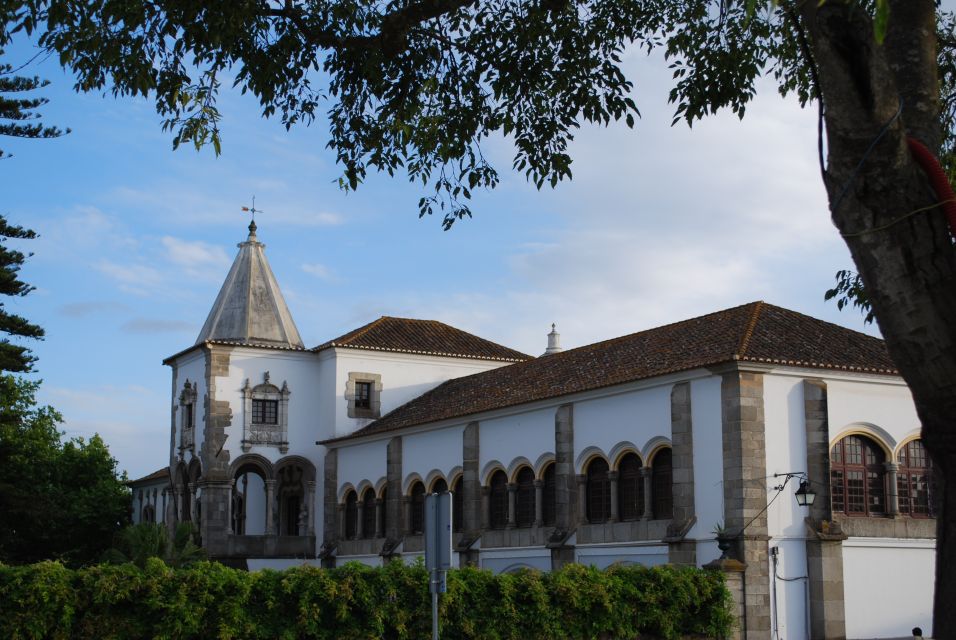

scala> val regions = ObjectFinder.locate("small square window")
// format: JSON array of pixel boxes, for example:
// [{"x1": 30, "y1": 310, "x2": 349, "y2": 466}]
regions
[
  {"x1": 252, "y1": 399, "x2": 279, "y2": 424},
  {"x1": 355, "y1": 381, "x2": 372, "y2": 409}
]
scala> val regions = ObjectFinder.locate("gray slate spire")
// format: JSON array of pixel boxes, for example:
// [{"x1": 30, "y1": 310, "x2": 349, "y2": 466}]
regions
[{"x1": 195, "y1": 221, "x2": 304, "y2": 348}]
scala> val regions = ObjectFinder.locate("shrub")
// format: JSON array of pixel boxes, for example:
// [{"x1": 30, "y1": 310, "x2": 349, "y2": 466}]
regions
[{"x1": 0, "y1": 560, "x2": 733, "y2": 639}]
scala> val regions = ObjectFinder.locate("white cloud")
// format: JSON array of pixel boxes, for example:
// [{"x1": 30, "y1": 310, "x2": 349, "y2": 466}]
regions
[
  {"x1": 94, "y1": 260, "x2": 165, "y2": 296},
  {"x1": 161, "y1": 236, "x2": 231, "y2": 279},
  {"x1": 301, "y1": 262, "x2": 340, "y2": 282}
]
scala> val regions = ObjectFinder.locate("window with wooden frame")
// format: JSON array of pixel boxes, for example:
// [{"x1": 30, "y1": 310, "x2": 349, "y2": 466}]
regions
[
  {"x1": 586, "y1": 458, "x2": 611, "y2": 523},
  {"x1": 542, "y1": 464, "x2": 556, "y2": 526},
  {"x1": 515, "y1": 467, "x2": 535, "y2": 528},
  {"x1": 618, "y1": 453, "x2": 644, "y2": 521},
  {"x1": 898, "y1": 439, "x2": 934, "y2": 517},
  {"x1": 831, "y1": 434, "x2": 886, "y2": 516},
  {"x1": 344, "y1": 490, "x2": 358, "y2": 539},
  {"x1": 651, "y1": 448, "x2": 673, "y2": 519},
  {"x1": 410, "y1": 482, "x2": 426, "y2": 534},
  {"x1": 489, "y1": 470, "x2": 509, "y2": 529},
  {"x1": 362, "y1": 489, "x2": 377, "y2": 537}
]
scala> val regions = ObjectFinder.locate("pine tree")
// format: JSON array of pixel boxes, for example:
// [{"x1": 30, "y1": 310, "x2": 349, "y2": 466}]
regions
[
  {"x1": 0, "y1": 48, "x2": 69, "y2": 160},
  {"x1": 0, "y1": 216, "x2": 43, "y2": 373}
]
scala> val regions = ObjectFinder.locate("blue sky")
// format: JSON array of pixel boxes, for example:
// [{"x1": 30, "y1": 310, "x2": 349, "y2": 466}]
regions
[{"x1": 4, "y1": 36, "x2": 876, "y2": 480}]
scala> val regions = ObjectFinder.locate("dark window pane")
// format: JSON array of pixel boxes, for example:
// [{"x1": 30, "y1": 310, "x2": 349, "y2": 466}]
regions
[
  {"x1": 252, "y1": 399, "x2": 278, "y2": 424},
  {"x1": 899, "y1": 440, "x2": 934, "y2": 517},
  {"x1": 587, "y1": 458, "x2": 610, "y2": 523},
  {"x1": 542, "y1": 465, "x2": 556, "y2": 526},
  {"x1": 452, "y1": 478, "x2": 463, "y2": 532},
  {"x1": 515, "y1": 467, "x2": 535, "y2": 528},
  {"x1": 652, "y1": 449, "x2": 673, "y2": 519},
  {"x1": 411, "y1": 483, "x2": 425, "y2": 534},
  {"x1": 355, "y1": 381, "x2": 372, "y2": 409},
  {"x1": 431, "y1": 478, "x2": 448, "y2": 494},
  {"x1": 618, "y1": 453, "x2": 643, "y2": 521},
  {"x1": 345, "y1": 491, "x2": 358, "y2": 539},
  {"x1": 830, "y1": 435, "x2": 886, "y2": 517},
  {"x1": 362, "y1": 490, "x2": 376, "y2": 538},
  {"x1": 489, "y1": 471, "x2": 509, "y2": 529}
]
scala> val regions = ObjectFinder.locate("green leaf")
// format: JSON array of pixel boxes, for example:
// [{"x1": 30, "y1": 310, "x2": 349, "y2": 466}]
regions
[{"x1": 874, "y1": 0, "x2": 890, "y2": 44}]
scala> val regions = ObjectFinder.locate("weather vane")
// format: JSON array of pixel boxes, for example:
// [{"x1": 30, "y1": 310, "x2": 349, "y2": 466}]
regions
[{"x1": 241, "y1": 196, "x2": 265, "y2": 222}]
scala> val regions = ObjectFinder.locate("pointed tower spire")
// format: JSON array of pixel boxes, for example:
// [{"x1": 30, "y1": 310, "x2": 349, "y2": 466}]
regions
[{"x1": 195, "y1": 222, "x2": 304, "y2": 348}]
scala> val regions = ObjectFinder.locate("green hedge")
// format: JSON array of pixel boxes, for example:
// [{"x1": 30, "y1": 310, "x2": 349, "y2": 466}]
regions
[{"x1": 0, "y1": 560, "x2": 734, "y2": 639}]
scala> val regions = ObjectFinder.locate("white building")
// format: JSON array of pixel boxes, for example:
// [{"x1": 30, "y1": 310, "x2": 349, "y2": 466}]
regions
[{"x1": 138, "y1": 222, "x2": 936, "y2": 639}]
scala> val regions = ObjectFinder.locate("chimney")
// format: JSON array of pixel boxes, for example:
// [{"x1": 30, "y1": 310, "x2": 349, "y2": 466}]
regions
[{"x1": 542, "y1": 324, "x2": 562, "y2": 356}]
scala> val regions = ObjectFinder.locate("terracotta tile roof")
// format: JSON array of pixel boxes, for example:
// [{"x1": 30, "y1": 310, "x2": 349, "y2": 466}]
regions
[
  {"x1": 323, "y1": 302, "x2": 896, "y2": 444},
  {"x1": 312, "y1": 316, "x2": 530, "y2": 362},
  {"x1": 128, "y1": 467, "x2": 169, "y2": 486}
]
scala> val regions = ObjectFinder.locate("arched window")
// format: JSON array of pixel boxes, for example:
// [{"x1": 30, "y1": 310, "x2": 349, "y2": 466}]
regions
[
  {"x1": 618, "y1": 453, "x2": 644, "y2": 521},
  {"x1": 489, "y1": 470, "x2": 509, "y2": 529},
  {"x1": 651, "y1": 448, "x2": 673, "y2": 519},
  {"x1": 410, "y1": 482, "x2": 426, "y2": 534},
  {"x1": 431, "y1": 477, "x2": 448, "y2": 494},
  {"x1": 451, "y1": 477, "x2": 463, "y2": 532},
  {"x1": 586, "y1": 458, "x2": 611, "y2": 523},
  {"x1": 831, "y1": 434, "x2": 886, "y2": 516},
  {"x1": 515, "y1": 467, "x2": 535, "y2": 528},
  {"x1": 344, "y1": 490, "x2": 358, "y2": 539},
  {"x1": 362, "y1": 489, "x2": 377, "y2": 537},
  {"x1": 898, "y1": 439, "x2": 934, "y2": 517},
  {"x1": 142, "y1": 504, "x2": 155, "y2": 523}
]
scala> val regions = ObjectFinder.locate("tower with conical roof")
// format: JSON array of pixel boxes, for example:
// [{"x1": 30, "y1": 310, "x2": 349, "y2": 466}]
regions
[{"x1": 196, "y1": 221, "x2": 304, "y2": 349}]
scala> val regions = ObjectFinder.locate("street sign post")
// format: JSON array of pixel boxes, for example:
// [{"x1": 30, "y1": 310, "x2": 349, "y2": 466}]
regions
[{"x1": 424, "y1": 492, "x2": 453, "y2": 640}]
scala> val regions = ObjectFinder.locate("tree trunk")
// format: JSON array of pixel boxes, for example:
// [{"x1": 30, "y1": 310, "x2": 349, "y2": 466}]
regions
[{"x1": 800, "y1": 2, "x2": 956, "y2": 637}]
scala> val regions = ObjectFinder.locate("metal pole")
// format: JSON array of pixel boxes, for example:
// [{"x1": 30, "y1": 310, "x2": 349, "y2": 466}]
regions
[{"x1": 431, "y1": 570, "x2": 440, "y2": 640}]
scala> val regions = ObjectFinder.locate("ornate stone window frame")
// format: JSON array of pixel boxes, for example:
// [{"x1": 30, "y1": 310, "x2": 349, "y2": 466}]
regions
[
  {"x1": 346, "y1": 372, "x2": 382, "y2": 419},
  {"x1": 179, "y1": 379, "x2": 198, "y2": 456},
  {"x1": 241, "y1": 371, "x2": 290, "y2": 453}
]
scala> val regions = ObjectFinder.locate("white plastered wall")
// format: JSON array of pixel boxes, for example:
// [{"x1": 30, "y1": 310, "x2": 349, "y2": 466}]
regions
[
  {"x1": 171, "y1": 351, "x2": 206, "y2": 464},
  {"x1": 688, "y1": 375, "x2": 724, "y2": 565},
  {"x1": 331, "y1": 349, "x2": 509, "y2": 438},
  {"x1": 843, "y1": 538, "x2": 934, "y2": 638},
  {"x1": 338, "y1": 439, "x2": 389, "y2": 495},
  {"x1": 479, "y1": 408, "x2": 554, "y2": 478},
  {"x1": 403, "y1": 425, "x2": 465, "y2": 489},
  {"x1": 572, "y1": 384, "x2": 671, "y2": 471}
]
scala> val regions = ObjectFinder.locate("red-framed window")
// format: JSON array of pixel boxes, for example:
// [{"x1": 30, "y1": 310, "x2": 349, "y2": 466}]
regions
[
  {"x1": 898, "y1": 439, "x2": 934, "y2": 517},
  {"x1": 831, "y1": 435, "x2": 885, "y2": 516}
]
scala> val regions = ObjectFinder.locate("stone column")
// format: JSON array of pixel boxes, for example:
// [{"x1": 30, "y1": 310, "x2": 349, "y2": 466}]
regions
[
  {"x1": 554, "y1": 404, "x2": 575, "y2": 529},
  {"x1": 608, "y1": 471, "x2": 619, "y2": 523},
  {"x1": 507, "y1": 483, "x2": 517, "y2": 528},
  {"x1": 641, "y1": 467, "x2": 654, "y2": 520},
  {"x1": 306, "y1": 481, "x2": 316, "y2": 536},
  {"x1": 803, "y1": 379, "x2": 847, "y2": 640},
  {"x1": 356, "y1": 500, "x2": 365, "y2": 539},
  {"x1": 175, "y1": 487, "x2": 183, "y2": 523},
  {"x1": 264, "y1": 479, "x2": 276, "y2": 535},
  {"x1": 721, "y1": 368, "x2": 770, "y2": 640},
  {"x1": 704, "y1": 558, "x2": 747, "y2": 640},
  {"x1": 462, "y1": 422, "x2": 481, "y2": 534},
  {"x1": 226, "y1": 480, "x2": 234, "y2": 534},
  {"x1": 338, "y1": 504, "x2": 346, "y2": 539},
  {"x1": 885, "y1": 462, "x2": 900, "y2": 516},
  {"x1": 189, "y1": 483, "x2": 199, "y2": 524},
  {"x1": 323, "y1": 448, "x2": 339, "y2": 542},
  {"x1": 576, "y1": 474, "x2": 588, "y2": 525},
  {"x1": 385, "y1": 437, "x2": 403, "y2": 542},
  {"x1": 375, "y1": 498, "x2": 385, "y2": 538},
  {"x1": 534, "y1": 480, "x2": 544, "y2": 527},
  {"x1": 480, "y1": 487, "x2": 491, "y2": 529},
  {"x1": 668, "y1": 380, "x2": 697, "y2": 565}
]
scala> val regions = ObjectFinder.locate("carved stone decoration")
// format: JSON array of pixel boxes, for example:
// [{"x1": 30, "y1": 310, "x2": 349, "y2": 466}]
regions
[
  {"x1": 241, "y1": 371, "x2": 291, "y2": 452},
  {"x1": 179, "y1": 379, "x2": 199, "y2": 456}
]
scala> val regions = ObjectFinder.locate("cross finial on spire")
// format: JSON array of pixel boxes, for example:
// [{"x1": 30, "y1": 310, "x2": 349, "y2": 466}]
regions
[{"x1": 241, "y1": 196, "x2": 264, "y2": 241}]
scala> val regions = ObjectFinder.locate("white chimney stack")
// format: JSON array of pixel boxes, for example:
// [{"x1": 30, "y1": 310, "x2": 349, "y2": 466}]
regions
[{"x1": 542, "y1": 323, "x2": 562, "y2": 356}]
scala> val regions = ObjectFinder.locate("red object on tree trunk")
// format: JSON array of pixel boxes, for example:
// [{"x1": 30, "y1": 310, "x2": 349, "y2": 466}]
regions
[{"x1": 906, "y1": 136, "x2": 956, "y2": 236}]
